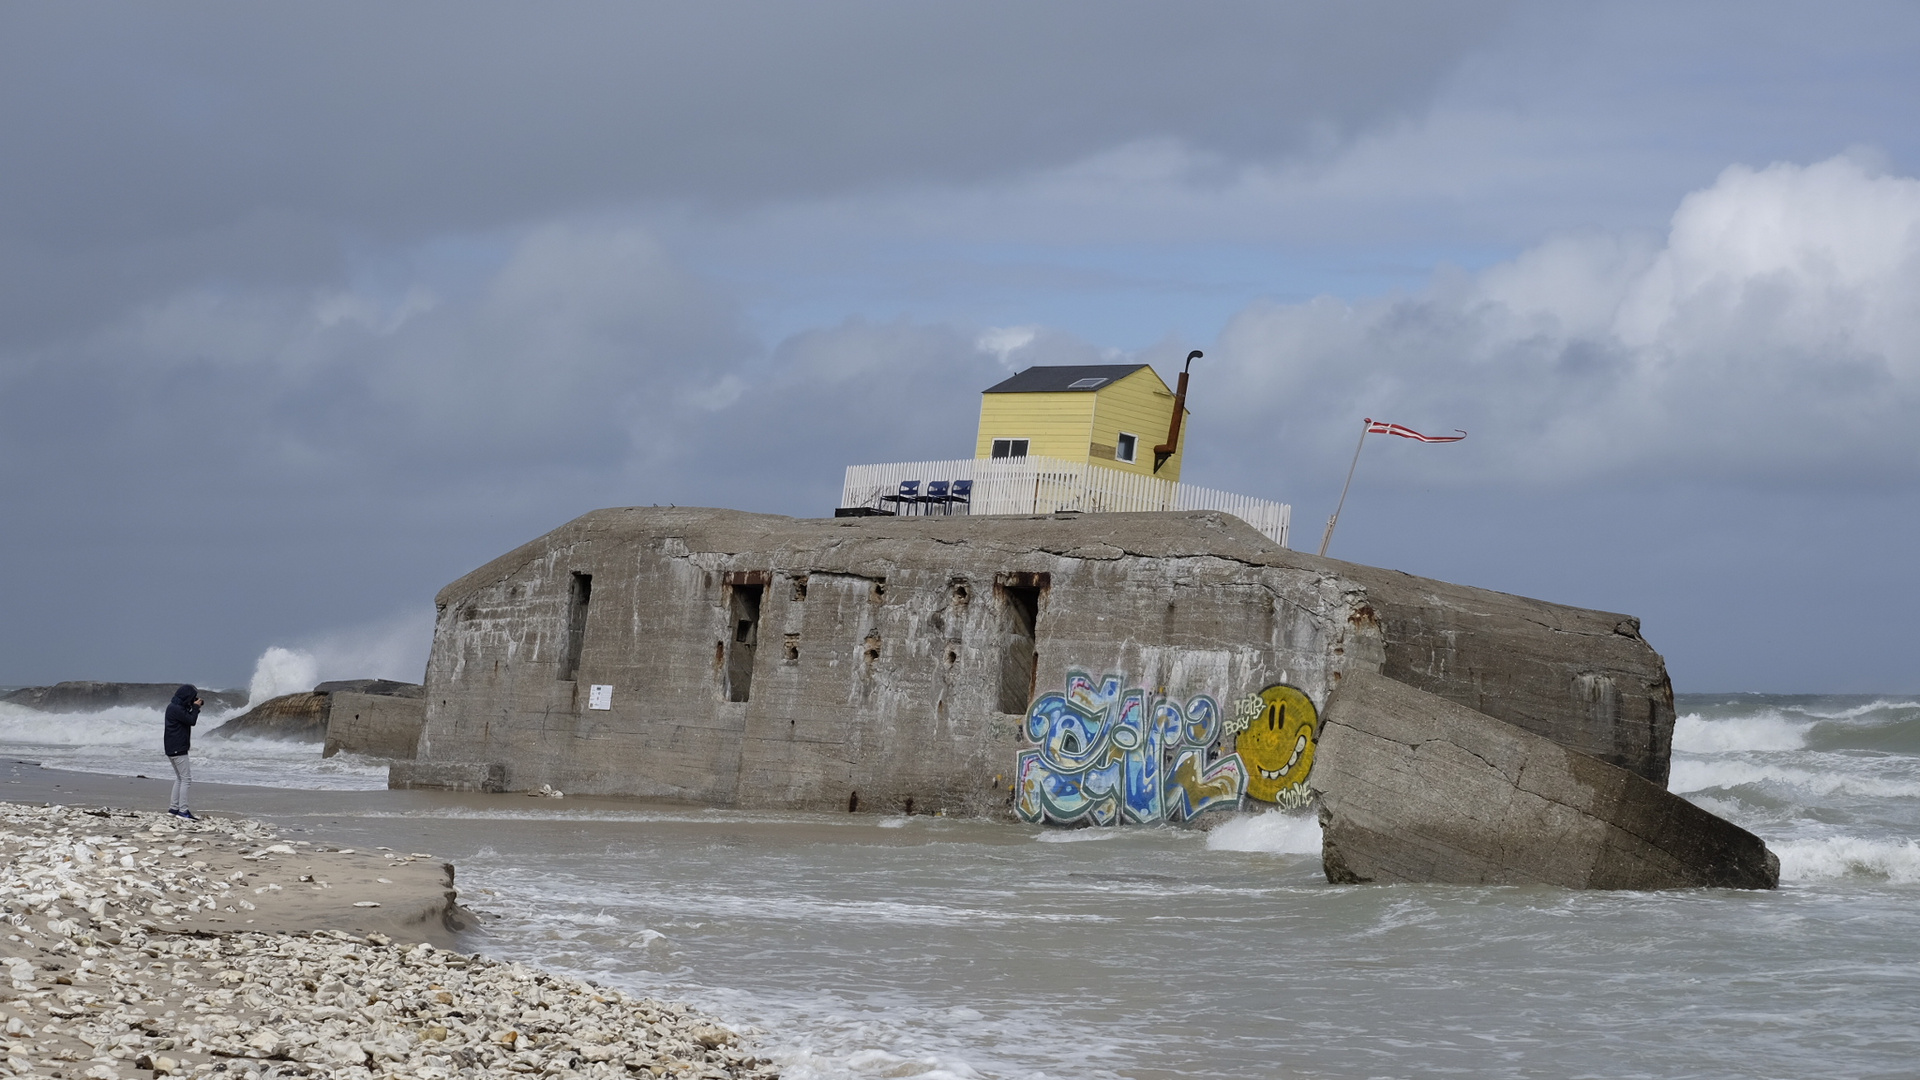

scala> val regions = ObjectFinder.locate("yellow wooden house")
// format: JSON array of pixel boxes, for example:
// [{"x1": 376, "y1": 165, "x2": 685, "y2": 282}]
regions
[{"x1": 974, "y1": 363, "x2": 1190, "y2": 482}]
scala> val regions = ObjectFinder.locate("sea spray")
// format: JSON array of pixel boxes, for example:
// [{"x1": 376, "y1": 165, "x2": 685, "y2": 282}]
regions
[
  {"x1": 247, "y1": 645, "x2": 321, "y2": 705},
  {"x1": 1205, "y1": 808, "x2": 1322, "y2": 854}
]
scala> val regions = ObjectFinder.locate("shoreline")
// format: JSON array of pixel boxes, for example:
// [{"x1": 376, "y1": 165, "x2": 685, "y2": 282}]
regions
[{"x1": 0, "y1": 796, "x2": 781, "y2": 1079}]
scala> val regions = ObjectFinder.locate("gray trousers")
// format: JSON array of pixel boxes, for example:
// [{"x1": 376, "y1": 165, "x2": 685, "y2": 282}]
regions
[{"x1": 168, "y1": 753, "x2": 191, "y2": 812}]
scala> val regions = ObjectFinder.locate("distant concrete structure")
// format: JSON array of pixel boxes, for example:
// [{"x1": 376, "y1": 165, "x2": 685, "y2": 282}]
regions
[
  {"x1": 209, "y1": 692, "x2": 332, "y2": 742},
  {"x1": 213, "y1": 681, "x2": 425, "y2": 760},
  {"x1": 409, "y1": 507, "x2": 1680, "y2": 817}
]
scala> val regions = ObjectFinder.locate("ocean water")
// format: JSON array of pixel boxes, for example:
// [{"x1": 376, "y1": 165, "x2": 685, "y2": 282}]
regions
[
  {"x1": 5, "y1": 693, "x2": 1919, "y2": 1078},
  {"x1": 0, "y1": 700, "x2": 391, "y2": 790}
]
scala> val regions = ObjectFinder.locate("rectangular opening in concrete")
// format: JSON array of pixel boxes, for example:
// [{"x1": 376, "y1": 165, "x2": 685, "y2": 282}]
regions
[
  {"x1": 726, "y1": 583, "x2": 764, "y2": 702},
  {"x1": 995, "y1": 572, "x2": 1047, "y2": 713},
  {"x1": 560, "y1": 572, "x2": 591, "y2": 682}
]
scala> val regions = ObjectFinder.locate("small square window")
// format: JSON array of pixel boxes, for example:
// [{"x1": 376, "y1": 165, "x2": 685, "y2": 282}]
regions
[
  {"x1": 991, "y1": 438, "x2": 1030, "y2": 459},
  {"x1": 1115, "y1": 433, "x2": 1138, "y2": 463},
  {"x1": 1067, "y1": 377, "x2": 1108, "y2": 389}
]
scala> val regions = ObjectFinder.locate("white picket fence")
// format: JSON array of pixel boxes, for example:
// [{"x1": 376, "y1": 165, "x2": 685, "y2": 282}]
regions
[{"x1": 841, "y1": 456, "x2": 1291, "y2": 547}]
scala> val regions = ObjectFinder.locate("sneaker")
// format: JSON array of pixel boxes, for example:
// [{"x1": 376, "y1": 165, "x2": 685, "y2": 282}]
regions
[{"x1": 172, "y1": 809, "x2": 196, "y2": 820}]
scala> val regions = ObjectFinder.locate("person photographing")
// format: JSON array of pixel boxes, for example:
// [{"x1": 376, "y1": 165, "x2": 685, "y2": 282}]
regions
[{"x1": 164, "y1": 684, "x2": 201, "y2": 820}]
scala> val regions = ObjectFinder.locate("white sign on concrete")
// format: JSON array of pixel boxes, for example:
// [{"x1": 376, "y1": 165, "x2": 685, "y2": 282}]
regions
[{"x1": 587, "y1": 684, "x2": 614, "y2": 710}]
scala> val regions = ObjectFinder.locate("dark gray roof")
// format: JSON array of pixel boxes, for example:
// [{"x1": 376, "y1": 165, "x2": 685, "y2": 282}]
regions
[{"x1": 981, "y1": 364, "x2": 1152, "y2": 394}]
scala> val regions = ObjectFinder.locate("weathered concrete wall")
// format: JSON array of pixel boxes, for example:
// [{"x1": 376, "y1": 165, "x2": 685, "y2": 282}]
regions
[
  {"x1": 1316, "y1": 671, "x2": 1777, "y2": 888},
  {"x1": 323, "y1": 692, "x2": 428, "y2": 760},
  {"x1": 412, "y1": 507, "x2": 1678, "y2": 823}
]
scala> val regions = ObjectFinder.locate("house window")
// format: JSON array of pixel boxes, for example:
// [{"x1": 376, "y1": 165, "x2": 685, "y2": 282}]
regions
[
  {"x1": 1115, "y1": 433, "x2": 1138, "y2": 463},
  {"x1": 991, "y1": 438, "x2": 1030, "y2": 459}
]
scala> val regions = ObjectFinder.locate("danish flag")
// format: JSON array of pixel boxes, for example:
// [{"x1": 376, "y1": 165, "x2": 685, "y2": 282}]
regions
[{"x1": 1364, "y1": 418, "x2": 1467, "y2": 443}]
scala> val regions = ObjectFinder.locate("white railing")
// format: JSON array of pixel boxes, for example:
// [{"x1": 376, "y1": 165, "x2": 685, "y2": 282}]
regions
[{"x1": 840, "y1": 456, "x2": 1291, "y2": 547}]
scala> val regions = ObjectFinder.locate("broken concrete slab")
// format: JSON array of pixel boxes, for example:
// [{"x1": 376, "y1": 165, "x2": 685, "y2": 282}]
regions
[
  {"x1": 314, "y1": 678, "x2": 425, "y2": 698},
  {"x1": 324, "y1": 691, "x2": 427, "y2": 759},
  {"x1": 1315, "y1": 670, "x2": 1777, "y2": 889}
]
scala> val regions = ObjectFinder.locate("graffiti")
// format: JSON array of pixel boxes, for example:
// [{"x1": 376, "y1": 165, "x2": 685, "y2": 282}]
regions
[
  {"x1": 1231, "y1": 684, "x2": 1319, "y2": 804},
  {"x1": 1015, "y1": 671, "x2": 1320, "y2": 826}
]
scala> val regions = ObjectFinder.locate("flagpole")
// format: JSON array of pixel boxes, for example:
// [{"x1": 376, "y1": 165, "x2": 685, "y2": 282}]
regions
[{"x1": 1318, "y1": 419, "x2": 1371, "y2": 557}]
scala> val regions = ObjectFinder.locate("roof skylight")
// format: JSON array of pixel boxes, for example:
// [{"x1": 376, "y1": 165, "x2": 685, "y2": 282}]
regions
[{"x1": 1067, "y1": 377, "x2": 1108, "y2": 389}]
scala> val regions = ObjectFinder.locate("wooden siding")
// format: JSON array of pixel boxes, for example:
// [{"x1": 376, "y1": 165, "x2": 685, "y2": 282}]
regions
[
  {"x1": 974, "y1": 392, "x2": 1096, "y2": 462},
  {"x1": 1087, "y1": 367, "x2": 1186, "y2": 481}
]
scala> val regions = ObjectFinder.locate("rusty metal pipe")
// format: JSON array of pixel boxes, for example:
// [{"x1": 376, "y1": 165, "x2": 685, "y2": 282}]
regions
[{"x1": 1153, "y1": 350, "x2": 1201, "y2": 472}]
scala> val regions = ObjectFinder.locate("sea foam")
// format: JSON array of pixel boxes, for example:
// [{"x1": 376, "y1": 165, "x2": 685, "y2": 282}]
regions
[
  {"x1": 1669, "y1": 758, "x2": 1920, "y2": 800},
  {"x1": 1205, "y1": 809, "x2": 1321, "y2": 854},
  {"x1": 1775, "y1": 836, "x2": 1920, "y2": 883}
]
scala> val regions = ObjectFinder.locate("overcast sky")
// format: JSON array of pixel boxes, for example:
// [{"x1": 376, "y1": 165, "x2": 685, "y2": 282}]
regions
[{"x1": 4, "y1": 2, "x2": 1918, "y2": 693}]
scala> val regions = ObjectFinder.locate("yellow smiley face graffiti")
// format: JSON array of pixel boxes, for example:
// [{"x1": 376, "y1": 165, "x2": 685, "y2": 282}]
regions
[{"x1": 1236, "y1": 684, "x2": 1318, "y2": 803}]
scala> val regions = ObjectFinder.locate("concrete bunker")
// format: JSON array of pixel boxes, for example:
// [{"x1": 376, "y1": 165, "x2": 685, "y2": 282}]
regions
[{"x1": 403, "y1": 505, "x2": 1774, "y2": 889}]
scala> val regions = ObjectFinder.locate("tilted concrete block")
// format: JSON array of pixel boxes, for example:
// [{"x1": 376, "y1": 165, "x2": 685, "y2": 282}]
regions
[{"x1": 1316, "y1": 670, "x2": 1778, "y2": 889}]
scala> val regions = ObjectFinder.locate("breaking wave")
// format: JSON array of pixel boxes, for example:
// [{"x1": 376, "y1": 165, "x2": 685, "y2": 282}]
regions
[
  {"x1": 1672, "y1": 711, "x2": 1810, "y2": 753},
  {"x1": 1774, "y1": 836, "x2": 1920, "y2": 884},
  {"x1": 1669, "y1": 758, "x2": 1920, "y2": 800}
]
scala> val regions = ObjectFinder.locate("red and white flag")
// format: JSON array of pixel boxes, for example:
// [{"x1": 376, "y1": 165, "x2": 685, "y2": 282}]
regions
[{"x1": 1364, "y1": 418, "x2": 1466, "y2": 443}]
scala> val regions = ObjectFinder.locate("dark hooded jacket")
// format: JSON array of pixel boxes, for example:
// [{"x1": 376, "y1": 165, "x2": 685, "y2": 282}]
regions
[{"x1": 163, "y1": 684, "x2": 200, "y2": 757}]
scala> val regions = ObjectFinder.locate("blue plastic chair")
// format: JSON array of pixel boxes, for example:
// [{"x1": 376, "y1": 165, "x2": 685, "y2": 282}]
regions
[
  {"x1": 947, "y1": 479, "x2": 973, "y2": 514},
  {"x1": 920, "y1": 479, "x2": 951, "y2": 513},
  {"x1": 878, "y1": 480, "x2": 920, "y2": 515}
]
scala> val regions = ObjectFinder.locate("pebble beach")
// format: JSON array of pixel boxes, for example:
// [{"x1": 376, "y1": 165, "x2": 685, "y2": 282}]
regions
[{"x1": 0, "y1": 801, "x2": 780, "y2": 1079}]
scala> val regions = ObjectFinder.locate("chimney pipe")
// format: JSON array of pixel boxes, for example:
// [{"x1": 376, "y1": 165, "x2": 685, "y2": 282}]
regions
[{"x1": 1153, "y1": 350, "x2": 1200, "y2": 473}]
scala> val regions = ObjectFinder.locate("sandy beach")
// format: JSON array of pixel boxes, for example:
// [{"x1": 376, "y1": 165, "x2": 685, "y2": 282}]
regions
[{"x1": 0, "y1": 764, "x2": 782, "y2": 1080}]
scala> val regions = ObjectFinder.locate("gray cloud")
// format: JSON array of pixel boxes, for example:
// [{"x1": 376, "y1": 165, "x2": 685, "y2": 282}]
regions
[{"x1": 0, "y1": 1, "x2": 1510, "y2": 345}]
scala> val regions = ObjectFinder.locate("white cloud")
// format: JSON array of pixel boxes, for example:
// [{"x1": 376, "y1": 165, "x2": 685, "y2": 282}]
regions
[
  {"x1": 976, "y1": 326, "x2": 1038, "y2": 368},
  {"x1": 1201, "y1": 154, "x2": 1920, "y2": 489}
]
